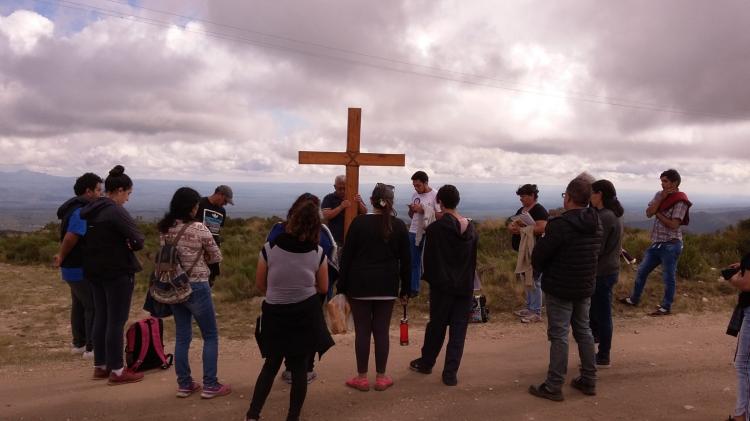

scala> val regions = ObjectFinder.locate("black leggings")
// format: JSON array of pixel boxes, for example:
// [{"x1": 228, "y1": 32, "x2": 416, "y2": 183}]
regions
[
  {"x1": 349, "y1": 299, "x2": 395, "y2": 374},
  {"x1": 247, "y1": 354, "x2": 307, "y2": 421},
  {"x1": 90, "y1": 274, "x2": 134, "y2": 370}
]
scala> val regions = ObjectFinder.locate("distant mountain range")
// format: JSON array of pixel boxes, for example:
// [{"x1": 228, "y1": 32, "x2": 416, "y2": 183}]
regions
[{"x1": 1, "y1": 170, "x2": 749, "y2": 234}]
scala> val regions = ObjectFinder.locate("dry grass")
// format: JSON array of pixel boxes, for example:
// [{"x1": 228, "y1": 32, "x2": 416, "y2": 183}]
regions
[
  {"x1": 0, "y1": 264, "x2": 72, "y2": 365},
  {"x1": 0, "y1": 233, "x2": 739, "y2": 367},
  {"x1": 0, "y1": 263, "x2": 263, "y2": 367}
]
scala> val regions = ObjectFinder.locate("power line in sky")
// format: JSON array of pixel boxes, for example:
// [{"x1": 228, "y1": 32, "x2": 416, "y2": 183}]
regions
[{"x1": 28, "y1": 0, "x2": 739, "y2": 120}]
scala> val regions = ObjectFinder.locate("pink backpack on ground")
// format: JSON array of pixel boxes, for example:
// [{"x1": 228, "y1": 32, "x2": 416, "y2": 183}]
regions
[{"x1": 125, "y1": 317, "x2": 173, "y2": 372}]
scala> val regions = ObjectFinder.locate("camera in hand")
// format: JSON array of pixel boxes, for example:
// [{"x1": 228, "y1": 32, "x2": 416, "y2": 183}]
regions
[{"x1": 721, "y1": 267, "x2": 740, "y2": 280}]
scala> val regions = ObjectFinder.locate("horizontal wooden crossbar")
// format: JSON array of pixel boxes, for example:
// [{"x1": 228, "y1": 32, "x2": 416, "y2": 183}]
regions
[{"x1": 299, "y1": 151, "x2": 405, "y2": 166}]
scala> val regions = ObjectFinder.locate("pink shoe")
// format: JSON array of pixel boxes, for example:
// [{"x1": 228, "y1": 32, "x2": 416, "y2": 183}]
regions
[
  {"x1": 345, "y1": 376, "x2": 370, "y2": 391},
  {"x1": 373, "y1": 375, "x2": 393, "y2": 391},
  {"x1": 201, "y1": 383, "x2": 231, "y2": 399},
  {"x1": 176, "y1": 381, "x2": 201, "y2": 398}
]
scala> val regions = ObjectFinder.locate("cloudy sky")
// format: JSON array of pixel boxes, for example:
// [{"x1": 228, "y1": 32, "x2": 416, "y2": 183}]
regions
[{"x1": 1, "y1": 0, "x2": 749, "y2": 193}]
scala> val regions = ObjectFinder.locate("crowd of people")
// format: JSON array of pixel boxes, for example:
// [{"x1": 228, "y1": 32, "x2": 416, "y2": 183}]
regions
[{"x1": 54, "y1": 165, "x2": 750, "y2": 421}]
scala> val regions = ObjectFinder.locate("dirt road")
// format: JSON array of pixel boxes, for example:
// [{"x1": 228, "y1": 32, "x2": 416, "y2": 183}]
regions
[{"x1": 0, "y1": 310, "x2": 739, "y2": 421}]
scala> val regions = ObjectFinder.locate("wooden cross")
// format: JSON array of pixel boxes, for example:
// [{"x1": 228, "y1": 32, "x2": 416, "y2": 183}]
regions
[{"x1": 299, "y1": 108, "x2": 406, "y2": 240}]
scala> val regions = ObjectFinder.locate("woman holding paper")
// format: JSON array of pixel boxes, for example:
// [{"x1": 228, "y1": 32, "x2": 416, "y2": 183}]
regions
[{"x1": 508, "y1": 184, "x2": 549, "y2": 323}]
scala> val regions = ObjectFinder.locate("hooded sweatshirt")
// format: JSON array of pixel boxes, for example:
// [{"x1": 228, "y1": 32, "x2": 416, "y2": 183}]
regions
[
  {"x1": 56, "y1": 196, "x2": 90, "y2": 269},
  {"x1": 422, "y1": 213, "x2": 478, "y2": 297},
  {"x1": 80, "y1": 197, "x2": 145, "y2": 280},
  {"x1": 532, "y1": 207, "x2": 603, "y2": 300}
]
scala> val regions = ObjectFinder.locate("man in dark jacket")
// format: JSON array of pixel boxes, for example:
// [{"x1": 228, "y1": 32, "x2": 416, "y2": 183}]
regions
[
  {"x1": 529, "y1": 176, "x2": 602, "y2": 401},
  {"x1": 53, "y1": 172, "x2": 103, "y2": 358},
  {"x1": 409, "y1": 185, "x2": 478, "y2": 386}
]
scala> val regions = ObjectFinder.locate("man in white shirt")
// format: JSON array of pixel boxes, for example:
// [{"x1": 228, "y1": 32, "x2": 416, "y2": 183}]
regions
[{"x1": 407, "y1": 171, "x2": 442, "y2": 295}]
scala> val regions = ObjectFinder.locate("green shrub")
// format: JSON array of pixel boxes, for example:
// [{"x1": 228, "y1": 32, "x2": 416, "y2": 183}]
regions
[
  {"x1": 5, "y1": 214, "x2": 750, "y2": 310},
  {"x1": 0, "y1": 224, "x2": 58, "y2": 265}
]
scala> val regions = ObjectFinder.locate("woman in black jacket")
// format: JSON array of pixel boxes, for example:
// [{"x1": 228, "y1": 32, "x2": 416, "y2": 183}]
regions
[
  {"x1": 80, "y1": 165, "x2": 145, "y2": 385},
  {"x1": 339, "y1": 183, "x2": 411, "y2": 392}
]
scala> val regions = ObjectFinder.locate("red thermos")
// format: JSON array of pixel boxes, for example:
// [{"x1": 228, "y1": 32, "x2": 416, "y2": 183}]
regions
[{"x1": 400, "y1": 304, "x2": 409, "y2": 346}]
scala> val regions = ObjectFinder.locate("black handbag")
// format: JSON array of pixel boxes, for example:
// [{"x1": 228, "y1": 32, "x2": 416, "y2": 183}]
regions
[{"x1": 143, "y1": 291, "x2": 173, "y2": 318}]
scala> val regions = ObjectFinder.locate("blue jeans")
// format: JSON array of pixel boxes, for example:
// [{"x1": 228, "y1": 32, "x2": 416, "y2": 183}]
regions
[
  {"x1": 526, "y1": 272, "x2": 543, "y2": 315},
  {"x1": 171, "y1": 282, "x2": 219, "y2": 388},
  {"x1": 543, "y1": 293, "x2": 596, "y2": 392},
  {"x1": 408, "y1": 232, "x2": 424, "y2": 294},
  {"x1": 589, "y1": 273, "x2": 619, "y2": 362},
  {"x1": 735, "y1": 307, "x2": 750, "y2": 419},
  {"x1": 630, "y1": 241, "x2": 682, "y2": 310}
]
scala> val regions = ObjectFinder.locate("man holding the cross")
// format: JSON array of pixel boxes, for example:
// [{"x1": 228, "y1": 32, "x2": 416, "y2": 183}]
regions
[{"x1": 322, "y1": 175, "x2": 368, "y2": 246}]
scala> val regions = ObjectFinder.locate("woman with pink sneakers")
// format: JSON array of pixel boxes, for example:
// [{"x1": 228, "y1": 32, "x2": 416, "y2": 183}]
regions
[
  {"x1": 157, "y1": 187, "x2": 229, "y2": 399},
  {"x1": 338, "y1": 183, "x2": 412, "y2": 392}
]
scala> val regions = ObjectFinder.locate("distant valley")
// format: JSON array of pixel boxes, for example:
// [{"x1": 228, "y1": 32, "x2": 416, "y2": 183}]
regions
[{"x1": 1, "y1": 170, "x2": 749, "y2": 234}]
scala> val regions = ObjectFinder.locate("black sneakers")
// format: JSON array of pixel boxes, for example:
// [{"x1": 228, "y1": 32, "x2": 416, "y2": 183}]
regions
[
  {"x1": 442, "y1": 372, "x2": 458, "y2": 386},
  {"x1": 571, "y1": 377, "x2": 596, "y2": 396},
  {"x1": 618, "y1": 297, "x2": 636, "y2": 306},
  {"x1": 650, "y1": 306, "x2": 671, "y2": 316},
  {"x1": 528, "y1": 383, "x2": 564, "y2": 401},
  {"x1": 409, "y1": 358, "x2": 432, "y2": 374}
]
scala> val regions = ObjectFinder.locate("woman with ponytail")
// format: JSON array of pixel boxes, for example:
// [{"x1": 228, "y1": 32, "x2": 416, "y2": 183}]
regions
[
  {"x1": 589, "y1": 179, "x2": 625, "y2": 368},
  {"x1": 80, "y1": 165, "x2": 145, "y2": 385},
  {"x1": 247, "y1": 193, "x2": 333, "y2": 421},
  {"x1": 157, "y1": 187, "x2": 227, "y2": 399},
  {"x1": 339, "y1": 183, "x2": 411, "y2": 392}
]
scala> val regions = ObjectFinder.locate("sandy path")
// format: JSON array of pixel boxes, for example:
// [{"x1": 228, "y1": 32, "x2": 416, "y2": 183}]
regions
[{"x1": 0, "y1": 312, "x2": 739, "y2": 421}]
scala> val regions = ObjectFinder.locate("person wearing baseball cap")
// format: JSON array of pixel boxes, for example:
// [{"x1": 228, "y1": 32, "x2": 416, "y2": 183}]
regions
[{"x1": 197, "y1": 185, "x2": 234, "y2": 286}]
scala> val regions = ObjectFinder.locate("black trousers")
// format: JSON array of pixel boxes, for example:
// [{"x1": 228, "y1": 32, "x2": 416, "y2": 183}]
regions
[
  {"x1": 90, "y1": 274, "x2": 134, "y2": 370},
  {"x1": 248, "y1": 354, "x2": 307, "y2": 421},
  {"x1": 420, "y1": 289, "x2": 472, "y2": 375},
  {"x1": 68, "y1": 279, "x2": 95, "y2": 351}
]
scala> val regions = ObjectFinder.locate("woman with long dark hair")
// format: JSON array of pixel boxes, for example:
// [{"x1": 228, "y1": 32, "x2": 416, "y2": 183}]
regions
[
  {"x1": 81, "y1": 165, "x2": 145, "y2": 385},
  {"x1": 339, "y1": 183, "x2": 411, "y2": 392},
  {"x1": 247, "y1": 193, "x2": 333, "y2": 421},
  {"x1": 157, "y1": 187, "x2": 227, "y2": 399},
  {"x1": 589, "y1": 179, "x2": 624, "y2": 368}
]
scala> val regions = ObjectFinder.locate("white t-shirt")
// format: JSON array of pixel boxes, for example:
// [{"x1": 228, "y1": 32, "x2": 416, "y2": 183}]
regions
[{"x1": 409, "y1": 189, "x2": 440, "y2": 233}]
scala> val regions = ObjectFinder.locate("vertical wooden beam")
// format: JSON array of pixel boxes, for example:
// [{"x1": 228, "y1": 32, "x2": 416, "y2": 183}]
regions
[
  {"x1": 344, "y1": 165, "x2": 358, "y2": 237},
  {"x1": 347, "y1": 108, "x2": 361, "y2": 153},
  {"x1": 344, "y1": 108, "x2": 362, "y2": 237}
]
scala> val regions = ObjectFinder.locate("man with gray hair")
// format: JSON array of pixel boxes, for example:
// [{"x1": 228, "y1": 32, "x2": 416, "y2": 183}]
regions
[
  {"x1": 321, "y1": 175, "x2": 367, "y2": 246},
  {"x1": 528, "y1": 175, "x2": 603, "y2": 401}
]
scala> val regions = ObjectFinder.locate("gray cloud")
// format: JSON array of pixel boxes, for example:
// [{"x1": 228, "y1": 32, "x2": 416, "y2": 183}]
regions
[{"x1": 0, "y1": 1, "x2": 749, "y2": 193}]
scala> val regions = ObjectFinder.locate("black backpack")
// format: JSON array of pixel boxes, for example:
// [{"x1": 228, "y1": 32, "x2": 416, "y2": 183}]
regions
[{"x1": 125, "y1": 317, "x2": 173, "y2": 372}]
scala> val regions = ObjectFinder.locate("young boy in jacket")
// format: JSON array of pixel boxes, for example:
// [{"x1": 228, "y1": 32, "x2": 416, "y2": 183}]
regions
[
  {"x1": 53, "y1": 172, "x2": 103, "y2": 358},
  {"x1": 409, "y1": 185, "x2": 478, "y2": 386},
  {"x1": 528, "y1": 176, "x2": 603, "y2": 401}
]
